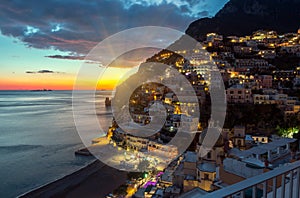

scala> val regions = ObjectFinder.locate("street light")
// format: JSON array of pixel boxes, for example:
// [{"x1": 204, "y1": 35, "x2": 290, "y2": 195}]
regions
[{"x1": 143, "y1": 172, "x2": 148, "y2": 179}]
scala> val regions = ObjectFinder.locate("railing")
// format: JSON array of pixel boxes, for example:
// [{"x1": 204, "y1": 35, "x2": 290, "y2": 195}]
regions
[{"x1": 202, "y1": 160, "x2": 300, "y2": 198}]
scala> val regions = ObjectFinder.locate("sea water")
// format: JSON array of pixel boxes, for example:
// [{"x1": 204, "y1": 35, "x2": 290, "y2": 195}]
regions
[{"x1": 0, "y1": 91, "x2": 113, "y2": 197}]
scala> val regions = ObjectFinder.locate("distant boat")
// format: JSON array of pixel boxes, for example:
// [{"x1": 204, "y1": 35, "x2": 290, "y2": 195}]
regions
[{"x1": 105, "y1": 97, "x2": 111, "y2": 106}]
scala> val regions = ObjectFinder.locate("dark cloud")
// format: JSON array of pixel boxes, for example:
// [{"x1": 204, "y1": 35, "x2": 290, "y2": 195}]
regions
[
  {"x1": 0, "y1": 0, "x2": 227, "y2": 54},
  {"x1": 26, "y1": 70, "x2": 63, "y2": 74},
  {"x1": 45, "y1": 55, "x2": 85, "y2": 60},
  {"x1": 83, "y1": 61, "x2": 101, "y2": 65},
  {"x1": 38, "y1": 70, "x2": 54, "y2": 73}
]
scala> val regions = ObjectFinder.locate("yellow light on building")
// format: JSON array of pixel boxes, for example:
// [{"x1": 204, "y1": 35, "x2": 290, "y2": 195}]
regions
[{"x1": 174, "y1": 105, "x2": 181, "y2": 114}]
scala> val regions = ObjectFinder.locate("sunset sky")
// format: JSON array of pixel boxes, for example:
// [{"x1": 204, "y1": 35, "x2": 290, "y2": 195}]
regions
[{"x1": 0, "y1": 0, "x2": 228, "y2": 90}]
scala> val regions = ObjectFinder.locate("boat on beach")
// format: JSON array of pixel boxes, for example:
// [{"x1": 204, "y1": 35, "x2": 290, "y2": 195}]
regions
[{"x1": 75, "y1": 147, "x2": 92, "y2": 156}]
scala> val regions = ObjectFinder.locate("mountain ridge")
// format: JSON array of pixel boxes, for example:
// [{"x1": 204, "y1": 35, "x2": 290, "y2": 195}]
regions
[{"x1": 186, "y1": 0, "x2": 300, "y2": 40}]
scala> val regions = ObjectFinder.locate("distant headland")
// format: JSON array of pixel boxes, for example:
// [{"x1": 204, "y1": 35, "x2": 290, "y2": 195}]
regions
[{"x1": 30, "y1": 89, "x2": 53, "y2": 92}]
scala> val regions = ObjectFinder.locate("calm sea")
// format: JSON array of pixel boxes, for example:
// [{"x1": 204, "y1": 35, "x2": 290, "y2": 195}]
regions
[{"x1": 0, "y1": 90, "x2": 113, "y2": 197}]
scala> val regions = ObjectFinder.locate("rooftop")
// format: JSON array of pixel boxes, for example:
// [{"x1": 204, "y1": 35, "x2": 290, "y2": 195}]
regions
[
  {"x1": 228, "y1": 84, "x2": 245, "y2": 89},
  {"x1": 197, "y1": 162, "x2": 217, "y2": 173},
  {"x1": 184, "y1": 151, "x2": 197, "y2": 163},
  {"x1": 230, "y1": 138, "x2": 296, "y2": 158},
  {"x1": 180, "y1": 187, "x2": 208, "y2": 198},
  {"x1": 245, "y1": 135, "x2": 254, "y2": 141},
  {"x1": 165, "y1": 186, "x2": 180, "y2": 194}
]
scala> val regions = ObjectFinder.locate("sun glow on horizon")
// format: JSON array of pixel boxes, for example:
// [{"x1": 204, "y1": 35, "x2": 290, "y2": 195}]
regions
[{"x1": 1, "y1": 67, "x2": 135, "y2": 91}]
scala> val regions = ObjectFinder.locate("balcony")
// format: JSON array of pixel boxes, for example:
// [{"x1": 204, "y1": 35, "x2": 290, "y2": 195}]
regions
[{"x1": 201, "y1": 160, "x2": 300, "y2": 198}]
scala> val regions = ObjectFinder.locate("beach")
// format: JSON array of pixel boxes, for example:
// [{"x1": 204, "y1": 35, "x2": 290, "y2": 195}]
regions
[{"x1": 19, "y1": 160, "x2": 127, "y2": 198}]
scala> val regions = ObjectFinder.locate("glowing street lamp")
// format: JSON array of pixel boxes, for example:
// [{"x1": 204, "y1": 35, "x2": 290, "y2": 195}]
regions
[{"x1": 143, "y1": 172, "x2": 148, "y2": 178}]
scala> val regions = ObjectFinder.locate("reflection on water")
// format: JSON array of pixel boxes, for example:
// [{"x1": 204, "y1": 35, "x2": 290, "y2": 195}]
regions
[{"x1": 0, "y1": 91, "x2": 113, "y2": 197}]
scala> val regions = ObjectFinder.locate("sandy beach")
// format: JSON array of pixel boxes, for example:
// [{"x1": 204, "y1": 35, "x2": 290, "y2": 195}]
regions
[{"x1": 19, "y1": 160, "x2": 127, "y2": 198}]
